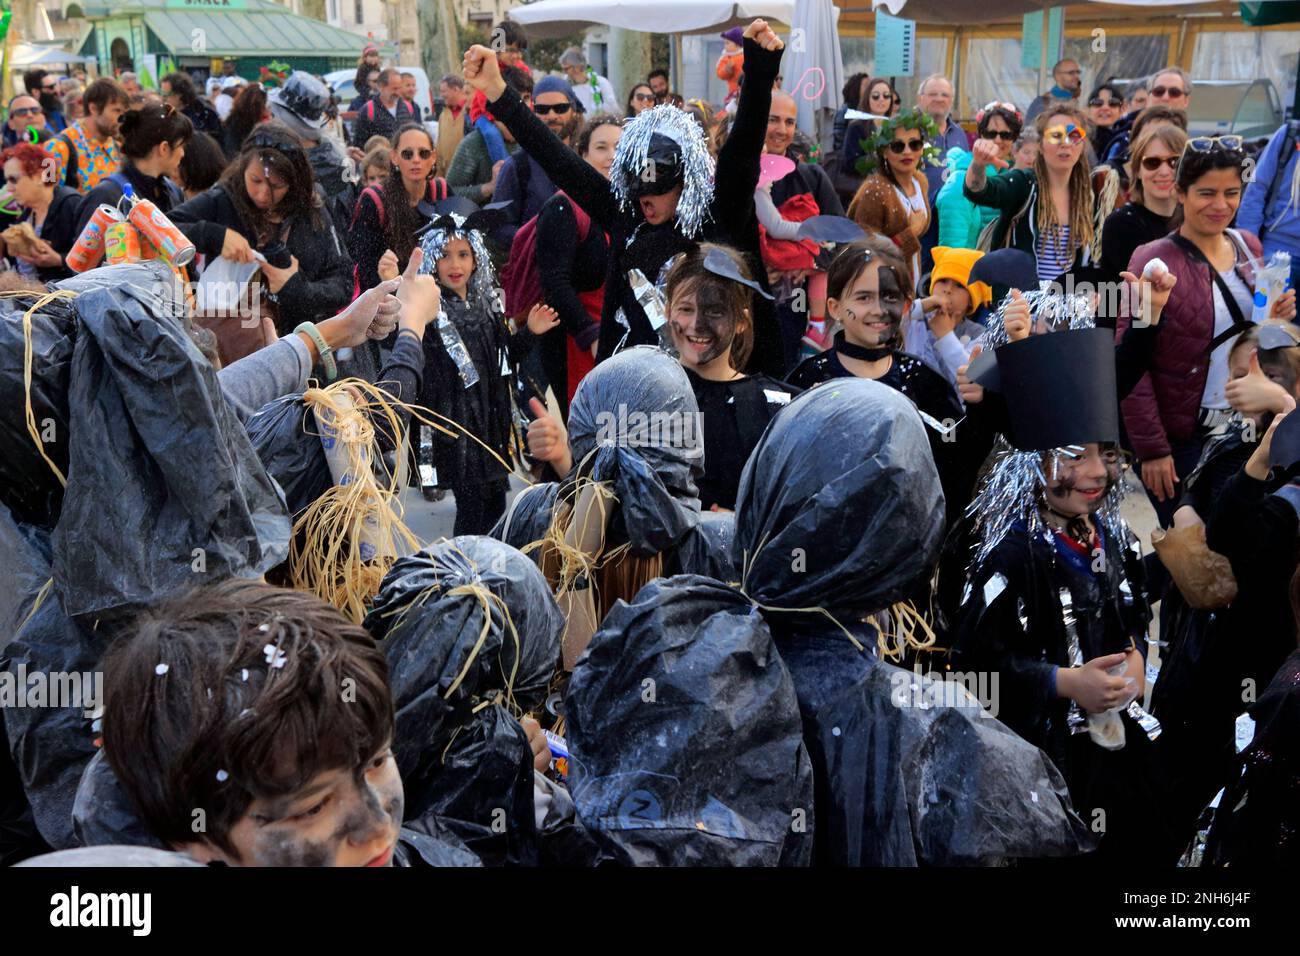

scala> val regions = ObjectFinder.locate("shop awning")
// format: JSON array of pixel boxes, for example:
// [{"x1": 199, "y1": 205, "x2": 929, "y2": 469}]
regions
[{"x1": 78, "y1": 0, "x2": 376, "y2": 59}]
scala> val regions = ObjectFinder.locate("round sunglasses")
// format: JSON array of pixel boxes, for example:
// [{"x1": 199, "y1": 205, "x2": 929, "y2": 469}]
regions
[
  {"x1": 1088, "y1": 97, "x2": 1122, "y2": 108},
  {"x1": 399, "y1": 147, "x2": 434, "y2": 161}
]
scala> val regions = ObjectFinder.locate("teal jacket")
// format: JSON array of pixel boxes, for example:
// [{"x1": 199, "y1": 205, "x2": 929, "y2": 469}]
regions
[{"x1": 935, "y1": 148, "x2": 1000, "y2": 249}]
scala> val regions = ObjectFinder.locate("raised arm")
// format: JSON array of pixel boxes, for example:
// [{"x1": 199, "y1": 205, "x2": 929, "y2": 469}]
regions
[
  {"x1": 462, "y1": 46, "x2": 618, "y2": 227},
  {"x1": 712, "y1": 29, "x2": 785, "y2": 233}
]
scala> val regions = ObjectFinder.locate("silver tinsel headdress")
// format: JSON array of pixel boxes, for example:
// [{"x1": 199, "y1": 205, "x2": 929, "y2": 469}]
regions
[
  {"x1": 966, "y1": 289, "x2": 1129, "y2": 569},
  {"x1": 611, "y1": 104, "x2": 716, "y2": 239},
  {"x1": 417, "y1": 215, "x2": 499, "y2": 314}
]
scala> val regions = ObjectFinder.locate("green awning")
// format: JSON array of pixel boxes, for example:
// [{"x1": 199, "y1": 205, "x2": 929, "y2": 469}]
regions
[{"x1": 81, "y1": 0, "x2": 376, "y2": 58}]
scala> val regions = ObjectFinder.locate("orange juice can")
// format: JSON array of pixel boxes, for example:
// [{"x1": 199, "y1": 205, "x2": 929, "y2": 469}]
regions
[
  {"x1": 105, "y1": 221, "x2": 141, "y2": 264},
  {"x1": 127, "y1": 197, "x2": 195, "y2": 266},
  {"x1": 67, "y1": 204, "x2": 125, "y2": 273},
  {"x1": 138, "y1": 232, "x2": 160, "y2": 260}
]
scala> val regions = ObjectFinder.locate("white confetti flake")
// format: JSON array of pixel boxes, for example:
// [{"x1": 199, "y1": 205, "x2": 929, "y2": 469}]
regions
[{"x1": 155, "y1": 663, "x2": 169, "y2": 676}]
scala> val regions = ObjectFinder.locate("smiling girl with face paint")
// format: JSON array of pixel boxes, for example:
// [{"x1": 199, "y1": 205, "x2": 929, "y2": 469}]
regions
[
  {"x1": 98, "y1": 579, "x2": 480, "y2": 867},
  {"x1": 664, "y1": 243, "x2": 798, "y2": 510},
  {"x1": 788, "y1": 236, "x2": 982, "y2": 533}
]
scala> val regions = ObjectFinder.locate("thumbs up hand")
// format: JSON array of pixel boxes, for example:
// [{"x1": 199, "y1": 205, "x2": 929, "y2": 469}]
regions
[
  {"x1": 1003, "y1": 289, "x2": 1031, "y2": 342},
  {"x1": 526, "y1": 397, "x2": 573, "y2": 476},
  {"x1": 1225, "y1": 347, "x2": 1296, "y2": 416}
]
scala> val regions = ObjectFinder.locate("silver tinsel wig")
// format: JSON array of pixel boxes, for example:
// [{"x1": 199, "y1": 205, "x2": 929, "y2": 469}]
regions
[
  {"x1": 966, "y1": 289, "x2": 1129, "y2": 569},
  {"x1": 611, "y1": 104, "x2": 716, "y2": 239},
  {"x1": 417, "y1": 215, "x2": 499, "y2": 313}
]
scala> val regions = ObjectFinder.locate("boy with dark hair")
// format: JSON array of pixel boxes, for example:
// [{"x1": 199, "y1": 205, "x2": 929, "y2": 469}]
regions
[{"x1": 99, "y1": 579, "x2": 478, "y2": 867}]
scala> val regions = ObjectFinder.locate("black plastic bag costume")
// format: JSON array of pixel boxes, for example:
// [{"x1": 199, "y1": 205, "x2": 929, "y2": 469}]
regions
[
  {"x1": 365, "y1": 536, "x2": 566, "y2": 865},
  {"x1": 564, "y1": 574, "x2": 814, "y2": 866},
  {"x1": 492, "y1": 346, "x2": 736, "y2": 582},
  {"x1": 735, "y1": 378, "x2": 1093, "y2": 864}
]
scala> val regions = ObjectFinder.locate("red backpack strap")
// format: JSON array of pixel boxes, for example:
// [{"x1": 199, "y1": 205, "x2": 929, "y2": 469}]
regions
[
  {"x1": 559, "y1": 191, "x2": 591, "y2": 243},
  {"x1": 430, "y1": 178, "x2": 449, "y2": 202},
  {"x1": 365, "y1": 100, "x2": 376, "y2": 120},
  {"x1": 359, "y1": 185, "x2": 385, "y2": 230}
]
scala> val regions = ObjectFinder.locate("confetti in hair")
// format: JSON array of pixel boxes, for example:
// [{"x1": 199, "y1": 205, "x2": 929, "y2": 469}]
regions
[{"x1": 611, "y1": 104, "x2": 716, "y2": 239}]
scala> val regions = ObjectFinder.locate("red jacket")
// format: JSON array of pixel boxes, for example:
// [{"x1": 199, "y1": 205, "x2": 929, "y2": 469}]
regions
[{"x1": 1115, "y1": 229, "x2": 1262, "y2": 461}]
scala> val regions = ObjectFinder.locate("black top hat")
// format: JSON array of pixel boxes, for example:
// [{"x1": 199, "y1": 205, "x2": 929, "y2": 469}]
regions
[{"x1": 972, "y1": 328, "x2": 1119, "y2": 451}]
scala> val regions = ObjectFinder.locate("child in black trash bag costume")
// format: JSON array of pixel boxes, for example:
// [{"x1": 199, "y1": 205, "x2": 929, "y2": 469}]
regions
[{"x1": 415, "y1": 199, "x2": 531, "y2": 535}]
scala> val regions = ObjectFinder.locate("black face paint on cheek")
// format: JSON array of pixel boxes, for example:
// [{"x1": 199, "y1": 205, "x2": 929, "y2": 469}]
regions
[
  {"x1": 875, "y1": 267, "x2": 906, "y2": 343},
  {"x1": 254, "y1": 827, "x2": 334, "y2": 868},
  {"x1": 693, "y1": 283, "x2": 737, "y2": 365}
]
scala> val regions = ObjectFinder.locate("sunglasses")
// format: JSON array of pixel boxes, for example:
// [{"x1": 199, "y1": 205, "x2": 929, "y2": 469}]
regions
[
  {"x1": 632, "y1": 92, "x2": 655, "y2": 102},
  {"x1": 1150, "y1": 86, "x2": 1186, "y2": 99},
  {"x1": 1088, "y1": 97, "x2": 1121, "y2": 108},
  {"x1": 400, "y1": 147, "x2": 434, "y2": 160},
  {"x1": 1138, "y1": 155, "x2": 1179, "y2": 172},
  {"x1": 40, "y1": 83, "x2": 57, "y2": 92},
  {"x1": 888, "y1": 138, "x2": 925, "y2": 154},
  {"x1": 1186, "y1": 135, "x2": 1244, "y2": 154},
  {"x1": 1043, "y1": 123, "x2": 1086, "y2": 146},
  {"x1": 987, "y1": 129, "x2": 1017, "y2": 141},
  {"x1": 10, "y1": 106, "x2": 43, "y2": 117},
  {"x1": 534, "y1": 102, "x2": 572, "y2": 116}
]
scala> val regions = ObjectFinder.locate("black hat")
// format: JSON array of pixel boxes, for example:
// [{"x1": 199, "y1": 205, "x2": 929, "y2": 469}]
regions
[
  {"x1": 969, "y1": 248, "x2": 1038, "y2": 302},
  {"x1": 268, "y1": 70, "x2": 329, "y2": 140},
  {"x1": 625, "y1": 132, "x2": 685, "y2": 199},
  {"x1": 974, "y1": 328, "x2": 1119, "y2": 451}
]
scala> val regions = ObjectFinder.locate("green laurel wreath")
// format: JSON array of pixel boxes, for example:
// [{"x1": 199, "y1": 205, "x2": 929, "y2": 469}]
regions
[{"x1": 854, "y1": 107, "x2": 942, "y2": 176}]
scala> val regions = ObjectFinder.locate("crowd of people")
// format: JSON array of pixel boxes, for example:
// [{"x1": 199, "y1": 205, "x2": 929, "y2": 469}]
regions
[{"x1": 0, "y1": 19, "x2": 1298, "y2": 870}]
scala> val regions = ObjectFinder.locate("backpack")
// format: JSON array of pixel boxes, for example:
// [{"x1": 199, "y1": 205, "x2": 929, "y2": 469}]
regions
[
  {"x1": 54, "y1": 129, "x2": 81, "y2": 190},
  {"x1": 349, "y1": 177, "x2": 451, "y2": 299},
  {"x1": 500, "y1": 191, "x2": 591, "y2": 319},
  {"x1": 1261, "y1": 119, "x2": 1300, "y2": 232},
  {"x1": 364, "y1": 98, "x2": 418, "y2": 126}
]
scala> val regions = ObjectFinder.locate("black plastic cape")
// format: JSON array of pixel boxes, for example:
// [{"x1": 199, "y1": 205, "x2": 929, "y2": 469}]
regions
[
  {"x1": 365, "y1": 536, "x2": 564, "y2": 865},
  {"x1": 734, "y1": 379, "x2": 1093, "y2": 864},
  {"x1": 565, "y1": 574, "x2": 814, "y2": 865}
]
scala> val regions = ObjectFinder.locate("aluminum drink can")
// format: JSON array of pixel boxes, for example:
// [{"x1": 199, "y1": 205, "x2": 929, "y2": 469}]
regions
[
  {"x1": 104, "y1": 221, "x2": 141, "y2": 264},
  {"x1": 127, "y1": 197, "x2": 195, "y2": 266},
  {"x1": 66, "y1": 204, "x2": 124, "y2": 272}
]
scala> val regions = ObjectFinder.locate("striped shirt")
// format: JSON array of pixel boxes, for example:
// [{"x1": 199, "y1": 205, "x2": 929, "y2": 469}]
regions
[{"x1": 1035, "y1": 223, "x2": 1073, "y2": 284}]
